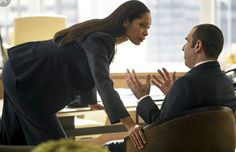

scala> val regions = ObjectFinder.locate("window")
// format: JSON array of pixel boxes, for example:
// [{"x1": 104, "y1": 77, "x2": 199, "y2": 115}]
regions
[
  {"x1": 216, "y1": 0, "x2": 236, "y2": 70},
  {"x1": 0, "y1": 0, "x2": 28, "y2": 43},
  {"x1": 217, "y1": 0, "x2": 236, "y2": 50},
  {"x1": 0, "y1": 0, "x2": 234, "y2": 72}
]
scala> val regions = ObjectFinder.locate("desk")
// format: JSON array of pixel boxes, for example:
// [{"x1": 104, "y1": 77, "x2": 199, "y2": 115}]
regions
[
  {"x1": 57, "y1": 101, "x2": 163, "y2": 138},
  {"x1": 56, "y1": 86, "x2": 164, "y2": 138},
  {"x1": 0, "y1": 87, "x2": 164, "y2": 143},
  {"x1": 57, "y1": 107, "x2": 137, "y2": 137}
]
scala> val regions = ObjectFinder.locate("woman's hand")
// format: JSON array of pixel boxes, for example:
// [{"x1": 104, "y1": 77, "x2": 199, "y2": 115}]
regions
[
  {"x1": 89, "y1": 103, "x2": 104, "y2": 110},
  {"x1": 151, "y1": 68, "x2": 176, "y2": 95},
  {"x1": 120, "y1": 116, "x2": 146, "y2": 150},
  {"x1": 128, "y1": 125, "x2": 146, "y2": 150}
]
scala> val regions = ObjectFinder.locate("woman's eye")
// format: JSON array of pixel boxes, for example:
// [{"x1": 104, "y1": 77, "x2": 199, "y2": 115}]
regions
[{"x1": 139, "y1": 23, "x2": 146, "y2": 28}]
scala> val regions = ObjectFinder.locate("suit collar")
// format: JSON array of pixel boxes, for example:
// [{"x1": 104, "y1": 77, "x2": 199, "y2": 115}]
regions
[
  {"x1": 187, "y1": 61, "x2": 221, "y2": 75},
  {"x1": 193, "y1": 60, "x2": 216, "y2": 68}
]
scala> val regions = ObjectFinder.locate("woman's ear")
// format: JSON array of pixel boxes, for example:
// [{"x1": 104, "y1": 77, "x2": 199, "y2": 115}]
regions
[{"x1": 123, "y1": 19, "x2": 129, "y2": 28}]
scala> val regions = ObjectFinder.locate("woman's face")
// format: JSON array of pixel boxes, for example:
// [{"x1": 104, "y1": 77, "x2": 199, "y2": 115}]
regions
[{"x1": 124, "y1": 12, "x2": 151, "y2": 45}]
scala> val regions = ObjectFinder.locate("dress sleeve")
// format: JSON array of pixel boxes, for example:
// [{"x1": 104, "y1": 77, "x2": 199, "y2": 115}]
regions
[
  {"x1": 83, "y1": 32, "x2": 130, "y2": 124},
  {"x1": 78, "y1": 87, "x2": 97, "y2": 105}
]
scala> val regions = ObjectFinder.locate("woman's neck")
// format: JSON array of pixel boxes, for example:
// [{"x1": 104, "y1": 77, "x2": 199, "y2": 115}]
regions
[{"x1": 115, "y1": 35, "x2": 128, "y2": 45}]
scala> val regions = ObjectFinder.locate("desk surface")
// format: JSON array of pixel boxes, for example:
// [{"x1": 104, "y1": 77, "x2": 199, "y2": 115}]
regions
[
  {"x1": 59, "y1": 107, "x2": 139, "y2": 137},
  {"x1": 0, "y1": 88, "x2": 163, "y2": 137},
  {"x1": 0, "y1": 101, "x2": 162, "y2": 118},
  {"x1": 0, "y1": 87, "x2": 165, "y2": 118}
]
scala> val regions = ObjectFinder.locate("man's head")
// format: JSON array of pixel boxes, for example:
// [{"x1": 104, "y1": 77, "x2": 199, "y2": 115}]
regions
[{"x1": 182, "y1": 24, "x2": 224, "y2": 68}]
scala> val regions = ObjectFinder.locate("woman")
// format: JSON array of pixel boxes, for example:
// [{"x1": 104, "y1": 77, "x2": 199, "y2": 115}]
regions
[{"x1": 0, "y1": 0, "x2": 151, "y2": 149}]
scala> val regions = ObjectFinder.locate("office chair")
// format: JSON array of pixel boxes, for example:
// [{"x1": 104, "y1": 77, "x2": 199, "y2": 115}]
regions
[
  {"x1": 13, "y1": 15, "x2": 66, "y2": 45},
  {"x1": 125, "y1": 106, "x2": 236, "y2": 152}
]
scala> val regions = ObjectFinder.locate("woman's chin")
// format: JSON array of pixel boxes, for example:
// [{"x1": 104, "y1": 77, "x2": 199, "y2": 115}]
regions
[{"x1": 131, "y1": 41, "x2": 141, "y2": 45}]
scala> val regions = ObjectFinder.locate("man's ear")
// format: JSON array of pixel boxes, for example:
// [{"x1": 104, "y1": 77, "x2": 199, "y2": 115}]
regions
[
  {"x1": 123, "y1": 19, "x2": 129, "y2": 28},
  {"x1": 194, "y1": 40, "x2": 203, "y2": 53}
]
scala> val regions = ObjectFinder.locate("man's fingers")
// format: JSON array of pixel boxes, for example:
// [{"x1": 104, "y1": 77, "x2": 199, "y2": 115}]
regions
[
  {"x1": 152, "y1": 75, "x2": 163, "y2": 85},
  {"x1": 151, "y1": 79, "x2": 160, "y2": 87},
  {"x1": 125, "y1": 69, "x2": 130, "y2": 81},
  {"x1": 126, "y1": 69, "x2": 136, "y2": 84},
  {"x1": 158, "y1": 69, "x2": 167, "y2": 81},
  {"x1": 162, "y1": 68, "x2": 171, "y2": 80},
  {"x1": 132, "y1": 69, "x2": 139, "y2": 83},
  {"x1": 172, "y1": 71, "x2": 176, "y2": 82},
  {"x1": 146, "y1": 74, "x2": 151, "y2": 87}
]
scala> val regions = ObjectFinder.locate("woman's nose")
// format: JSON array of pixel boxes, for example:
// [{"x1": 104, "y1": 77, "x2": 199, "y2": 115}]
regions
[
  {"x1": 182, "y1": 44, "x2": 186, "y2": 51},
  {"x1": 144, "y1": 29, "x2": 148, "y2": 36}
]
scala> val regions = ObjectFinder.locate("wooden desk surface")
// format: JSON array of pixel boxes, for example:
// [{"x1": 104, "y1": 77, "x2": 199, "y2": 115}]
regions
[{"x1": 57, "y1": 106, "x2": 138, "y2": 137}]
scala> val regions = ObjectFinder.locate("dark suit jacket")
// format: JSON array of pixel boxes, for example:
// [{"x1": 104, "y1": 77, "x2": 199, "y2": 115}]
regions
[
  {"x1": 137, "y1": 61, "x2": 236, "y2": 124},
  {"x1": 7, "y1": 32, "x2": 129, "y2": 123}
]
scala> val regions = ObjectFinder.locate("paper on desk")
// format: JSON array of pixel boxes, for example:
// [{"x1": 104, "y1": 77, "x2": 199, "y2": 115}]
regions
[{"x1": 97, "y1": 85, "x2": 165, "y2": 107}]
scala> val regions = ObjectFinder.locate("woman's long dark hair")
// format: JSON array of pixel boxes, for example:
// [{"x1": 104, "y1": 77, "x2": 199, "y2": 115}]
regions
[{"x1": 54, "y1": 0, "x2": 150, "y2": 47}]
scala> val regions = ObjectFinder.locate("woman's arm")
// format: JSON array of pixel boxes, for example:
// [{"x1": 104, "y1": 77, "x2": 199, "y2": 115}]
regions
[{"x1": 83, "y1": 32, "x2": 145, "y2": 149}]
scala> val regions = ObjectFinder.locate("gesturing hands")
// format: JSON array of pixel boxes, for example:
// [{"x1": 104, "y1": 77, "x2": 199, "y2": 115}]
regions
[
  {"x1": 125, "y1": 68, "x2": 176, "y2": 97},
  {"x1": 124, "y1": 68, "x2": 175, "y2": 149},
  {"x1": 125, "y1": 69, "x2": 151, "y2": 99},
  {"x1": 152, "y1": 68, "x2": 176, "y2": 95}
]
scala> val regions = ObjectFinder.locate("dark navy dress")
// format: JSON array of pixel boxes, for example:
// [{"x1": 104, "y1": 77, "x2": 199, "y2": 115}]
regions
[{"x1": 0, "y1": 32, "x2": 129, "y2": 145}]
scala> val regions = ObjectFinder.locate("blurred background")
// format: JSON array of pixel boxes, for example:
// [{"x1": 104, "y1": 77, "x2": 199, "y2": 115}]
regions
[{"x1": 0, "y1": 0, "x2": 236, "y2": 72}]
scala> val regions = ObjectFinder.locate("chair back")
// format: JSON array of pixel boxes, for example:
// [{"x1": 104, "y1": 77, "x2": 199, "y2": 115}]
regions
[
  {"x1": 13, "y1": 15, "x2": 66, "y2": 45},
  {"x1": 125, "y1": 106, "x2": 236, "y2": 152}
]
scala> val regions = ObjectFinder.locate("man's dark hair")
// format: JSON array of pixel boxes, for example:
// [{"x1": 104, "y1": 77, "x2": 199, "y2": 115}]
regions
[{"x1": 191, "y1": 24, "x2": 224, "y2": 59}]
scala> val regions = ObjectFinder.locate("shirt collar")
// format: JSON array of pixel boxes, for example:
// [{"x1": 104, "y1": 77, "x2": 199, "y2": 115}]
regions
[{"x1": 193, "y1": 60, "x2": 216, "y2": 68}]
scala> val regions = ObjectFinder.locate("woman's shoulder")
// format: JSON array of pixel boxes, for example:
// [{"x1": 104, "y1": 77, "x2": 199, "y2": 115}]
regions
[
  {"x1": 88, "y1": 32, "x2": 113, "y2": 38},
  {"x1": 86, "y1": 32, "x2": 115, "y2": 45}
]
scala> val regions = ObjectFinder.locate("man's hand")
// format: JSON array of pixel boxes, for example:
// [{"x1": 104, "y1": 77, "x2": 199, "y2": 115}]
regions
[
  {"x1": 89, "y1": 103, "x2": 104, "y2": 110},
  {"x1": 125, "y1": 69, "x2": 151, "y2": 99},
  {"x1": 151, "y1": 68, "x2": 176, "y2": 95}
]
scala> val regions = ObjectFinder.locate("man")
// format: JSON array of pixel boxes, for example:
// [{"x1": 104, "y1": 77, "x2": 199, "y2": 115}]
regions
[
  {"x1": 106, "y1": 24, "x2": 236, "y2": 152},
  {"x1": 126, "y1": 24, "x2": 236, "y2": 126}
]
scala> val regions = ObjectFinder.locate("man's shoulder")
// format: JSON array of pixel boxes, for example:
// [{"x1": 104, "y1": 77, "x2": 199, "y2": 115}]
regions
[
  {"x1": 171, "y1": 74, "x2": 201, "y2": 90},
  {"x1": 174, "y1": 75, "x2": 192, "y2": 84},
  {"x1": 178, "y1": 72, "x2": 205, "y2": 82}
]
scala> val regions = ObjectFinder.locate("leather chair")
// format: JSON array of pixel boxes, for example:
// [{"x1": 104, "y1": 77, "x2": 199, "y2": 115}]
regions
[{"x1": 125, "y1": 106, "x2": 236, "y2": 152}]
